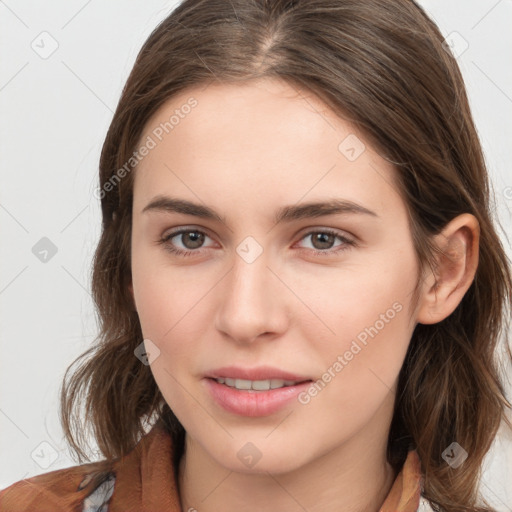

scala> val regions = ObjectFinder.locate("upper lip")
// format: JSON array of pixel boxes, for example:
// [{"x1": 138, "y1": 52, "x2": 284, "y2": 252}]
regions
[{"x1": 205, "y1": 366, "x2": 313, "y2": 382}]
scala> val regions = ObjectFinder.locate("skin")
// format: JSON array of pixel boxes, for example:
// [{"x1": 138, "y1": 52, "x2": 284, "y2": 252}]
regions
[{"x1": 129, "y1": 78, "x2": 479, "y2": 512}]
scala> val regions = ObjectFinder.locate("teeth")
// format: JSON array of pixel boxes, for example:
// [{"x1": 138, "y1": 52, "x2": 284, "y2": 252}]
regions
[{"x1": 215, "y1": 378, "x2": 301, "y2": 390}]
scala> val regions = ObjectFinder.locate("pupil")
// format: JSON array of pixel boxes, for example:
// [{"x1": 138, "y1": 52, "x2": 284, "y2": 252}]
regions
[
  {"x1": 184, "y1": 231, "x2": 204, "y2": 249},
  {"x1": 312, "y1": 233, "x2": 334, "y2": 250}
]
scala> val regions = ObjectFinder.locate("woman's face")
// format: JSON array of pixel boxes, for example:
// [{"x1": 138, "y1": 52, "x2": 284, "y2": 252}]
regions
[{"x1": 130, "y1": 78, "x2": 421, "y2": 473}]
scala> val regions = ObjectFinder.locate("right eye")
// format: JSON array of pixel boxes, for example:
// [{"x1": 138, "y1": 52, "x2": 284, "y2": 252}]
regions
[{"x1": 158, "y1": 228, "x2": 216, "y2": 257}]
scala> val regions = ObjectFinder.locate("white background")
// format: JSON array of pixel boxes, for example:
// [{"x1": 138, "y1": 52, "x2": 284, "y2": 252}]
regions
[{"x1": 1, "y1": 0, "x2": 511, "y2": 509}]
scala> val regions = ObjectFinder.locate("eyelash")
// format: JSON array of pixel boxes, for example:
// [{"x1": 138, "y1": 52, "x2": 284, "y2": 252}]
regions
[{"x1": 157, "y1": 228, "x2": 356, "y2": 258}]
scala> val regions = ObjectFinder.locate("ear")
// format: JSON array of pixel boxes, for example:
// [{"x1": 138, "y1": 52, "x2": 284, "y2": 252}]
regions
[{"x1": 416, "y1": 213, "x2": 480, "y2": 325}]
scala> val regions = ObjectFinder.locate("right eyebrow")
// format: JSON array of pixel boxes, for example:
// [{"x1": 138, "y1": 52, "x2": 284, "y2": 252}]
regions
[{"x1": 142, "y1": 196, "x2": 226, "y2": 222}]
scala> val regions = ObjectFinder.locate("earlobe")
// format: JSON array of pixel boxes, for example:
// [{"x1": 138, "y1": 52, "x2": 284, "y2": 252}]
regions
[{"x1": 416, "y1": 213, "x2": 480, "y2": 325}]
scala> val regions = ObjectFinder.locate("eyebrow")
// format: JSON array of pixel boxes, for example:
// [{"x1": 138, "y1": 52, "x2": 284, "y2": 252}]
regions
[{"x1": 141, "y1": 195, "x2": 378, "y2": 224}]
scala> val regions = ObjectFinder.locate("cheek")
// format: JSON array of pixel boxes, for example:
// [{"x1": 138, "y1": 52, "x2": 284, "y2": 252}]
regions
[
  {"x1": 131, "y1": 243, "x2": 209, "y2": 340},
  {"x1": 130, "y1": 254, "x2": 221, "y2": 401},
  {"x1": 300, "y1": 315, "x2": 410, "y2": 444},
  {"x1": 295, "y1": 251, "x2": 417, "y2": 424},
  {"x1": 131, "y1": 260, "x2": 211, "y2": 418},
  {"x1": 292, "y1": 297, "x2": 413, "y2": 447},
  {"x1": 298, "y1": 246, "x2": 416, "y2": 346}
]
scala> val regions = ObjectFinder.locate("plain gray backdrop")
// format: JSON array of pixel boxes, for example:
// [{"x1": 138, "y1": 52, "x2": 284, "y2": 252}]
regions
[{"x1": 1, "y1": 0, "x2": 511, "y2": 508}]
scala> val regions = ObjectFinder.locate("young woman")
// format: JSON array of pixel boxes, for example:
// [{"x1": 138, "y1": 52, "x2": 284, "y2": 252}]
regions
[{"x1": 2, "y1": 0, "x2": 511, "y2": 511}]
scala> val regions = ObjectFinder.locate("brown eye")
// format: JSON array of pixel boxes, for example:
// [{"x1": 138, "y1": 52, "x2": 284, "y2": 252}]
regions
[
  {"x1": 174, "y1": 231, "x2": 205, "y2": 249},
  {"x1": 296, "y1": 229, "x2": 355, "y2": 257},
  {"x1": 159, "y1": 228, "x2": 214, "y2": 257},
  {"x1": 310, "y1": 232, "x2": 336, "y2": 250}
]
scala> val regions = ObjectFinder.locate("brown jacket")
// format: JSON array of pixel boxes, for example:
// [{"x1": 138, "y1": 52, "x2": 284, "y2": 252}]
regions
[{"x1": 0, "y1": 422, "x2": 424, "y2": 511}]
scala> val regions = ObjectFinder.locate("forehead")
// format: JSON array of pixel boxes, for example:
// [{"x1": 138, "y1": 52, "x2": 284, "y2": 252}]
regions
[
  {"x1": 132, "y1": 78, "x2": 400, "y2": 218},
  {"x1": 139, "y1": 78, "x2": 340, "y2": 156}
]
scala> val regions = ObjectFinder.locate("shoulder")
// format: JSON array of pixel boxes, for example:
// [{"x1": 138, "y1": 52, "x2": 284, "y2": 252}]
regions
[
  {"x1": 0, "y1": 422, "x2": 176, "y2": 512},
  {"x1": 0, "y1": 460, "x2": 115, "y2": 512}
]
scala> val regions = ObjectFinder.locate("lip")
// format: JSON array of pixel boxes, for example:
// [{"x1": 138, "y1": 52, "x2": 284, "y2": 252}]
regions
[
  {"x1": 203, "y1": 378, "x2": 313, "y2": 417},
  {"x1": 204, "y1": 365, "x2": 312, "y2": 382}
]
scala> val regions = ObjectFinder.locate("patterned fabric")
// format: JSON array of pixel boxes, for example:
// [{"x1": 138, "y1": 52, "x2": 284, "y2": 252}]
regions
[
  {"x1": 82, "y1": 474, "x2": 115, "y2": 512},
  {"x1": 418, "y1": 496, "x2": 435, "y2": 511}
]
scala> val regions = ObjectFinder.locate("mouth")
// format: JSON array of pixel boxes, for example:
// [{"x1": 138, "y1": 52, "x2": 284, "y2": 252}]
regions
[
  {"x1": 204, "y1": 365, "x2": 313, "y2": 385},
  {"x1": 209, "y1": 377, "x2": 312, "y2": 392},
  {"x1": 203, "y1": 377, "x2": 314, "y2": 417}
]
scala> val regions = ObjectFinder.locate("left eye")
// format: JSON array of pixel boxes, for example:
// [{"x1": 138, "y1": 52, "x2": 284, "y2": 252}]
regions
[
  {"x1": 158, "y1": 228, "x2": 355, "y2": 257},
  {"x1": 297, "y1": 230, "x2": 352, "y2": 252}
]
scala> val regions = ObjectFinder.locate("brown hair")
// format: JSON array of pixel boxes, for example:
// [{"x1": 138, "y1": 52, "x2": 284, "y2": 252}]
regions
[{"x1": 60, "y1": 1, "x2": 512, "y2": 510}]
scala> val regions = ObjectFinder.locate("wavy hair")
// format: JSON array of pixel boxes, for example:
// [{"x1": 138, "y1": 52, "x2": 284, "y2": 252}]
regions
[{"x1": 60, "y1": 1, "x2": 512, "y2": 510}]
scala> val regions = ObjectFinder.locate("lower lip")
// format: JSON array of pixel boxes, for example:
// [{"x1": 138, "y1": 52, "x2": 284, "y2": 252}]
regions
[{"x1": 203, "y1": 378, "x2": 312, "y2": 417}]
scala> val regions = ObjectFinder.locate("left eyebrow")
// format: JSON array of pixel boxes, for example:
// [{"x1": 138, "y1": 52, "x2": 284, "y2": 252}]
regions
[
  {"x1": 273, "y1": 199, "x2": 378, "y2": 224},
  {"x1": 141, "y1": 195, "x2": 378, "y2": 223}
]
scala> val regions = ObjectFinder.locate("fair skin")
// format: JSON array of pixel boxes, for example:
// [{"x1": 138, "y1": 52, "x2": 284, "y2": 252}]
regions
[{"x1": 129, "y1": 78, "x2": 479, "y2": 512}]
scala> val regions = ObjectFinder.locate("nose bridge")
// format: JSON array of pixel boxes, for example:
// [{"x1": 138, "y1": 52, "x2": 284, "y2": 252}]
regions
[
  {"x1": 215, "y1": 244, "x2": 287, "y2": 342},
  {"x1": 231, "y1": 249, "x2": 270, "y2": 304}
]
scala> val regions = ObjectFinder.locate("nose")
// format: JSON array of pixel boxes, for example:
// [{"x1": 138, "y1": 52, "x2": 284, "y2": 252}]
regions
[{"x1": 214, "y1": 249, "x2": 290, "y2": 345}]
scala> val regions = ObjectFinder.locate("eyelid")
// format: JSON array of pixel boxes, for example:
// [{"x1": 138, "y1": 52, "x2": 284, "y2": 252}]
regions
[
  {"x1": 161, "y1": 223, "x2": 215, "y2": 237},
  {"x1": 294, "y1": 226, "x2": 355, "y2": 243}
]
